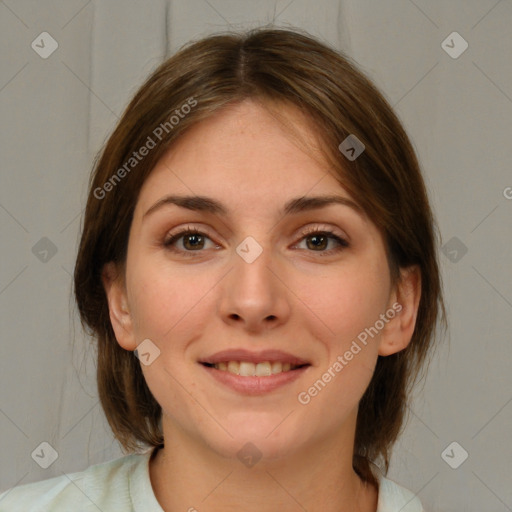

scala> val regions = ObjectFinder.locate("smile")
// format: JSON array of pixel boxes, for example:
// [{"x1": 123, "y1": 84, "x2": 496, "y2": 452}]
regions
[
  {"x1": 200, "y1": 361, "x2": 311, "y2": 395},
  {"x1": 202, "y1": 360, "x2": 307, "y2": 376}
]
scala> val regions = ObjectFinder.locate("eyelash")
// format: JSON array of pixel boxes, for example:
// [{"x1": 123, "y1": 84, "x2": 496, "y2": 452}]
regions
[{"x1": 163, "y1": 225, "x2": 349, "y2": 257}]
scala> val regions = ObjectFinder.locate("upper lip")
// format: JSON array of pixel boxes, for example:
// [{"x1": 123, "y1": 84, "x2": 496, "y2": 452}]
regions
[{"x1": 200, "y1": 349, "x2": 310, "y2": 366}]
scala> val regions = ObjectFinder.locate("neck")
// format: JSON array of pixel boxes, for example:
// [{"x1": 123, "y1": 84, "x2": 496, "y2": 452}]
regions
[{"x1": 149, "y1": 422, "x2": 378, "y2": 512}]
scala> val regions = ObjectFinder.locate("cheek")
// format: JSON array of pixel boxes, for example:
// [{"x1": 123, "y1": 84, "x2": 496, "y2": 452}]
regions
[
  {"x1": 126, "y1": 259, "x2": 217, "y2": 344},
  {"x1": 316, "y1": 261, "x2": 390, "y2": 406},
  {"x1": 314, "y1": 263, "x2": 391, "y2": 348},
  {"x1": 300, "y1": 269, "x2": 387, "y2": 415},
  {"x1": 129, "y1": 275, "x2": 175, "y2": 337}
]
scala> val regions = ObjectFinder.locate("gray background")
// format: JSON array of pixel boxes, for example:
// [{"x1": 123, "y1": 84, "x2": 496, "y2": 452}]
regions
[{"x1": 1, "y1": 1, "x2": 511, "y2": 510}]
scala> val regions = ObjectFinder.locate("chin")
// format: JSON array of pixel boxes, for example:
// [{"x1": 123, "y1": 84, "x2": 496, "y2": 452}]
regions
[{"x1": 202, "y1": 411, "x2": 312, "y2": 463}]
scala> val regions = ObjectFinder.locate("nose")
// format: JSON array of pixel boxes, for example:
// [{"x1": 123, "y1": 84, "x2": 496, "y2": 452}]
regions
[{"x1": 217, "y1": 239, "x2": 291, "y2": 334}]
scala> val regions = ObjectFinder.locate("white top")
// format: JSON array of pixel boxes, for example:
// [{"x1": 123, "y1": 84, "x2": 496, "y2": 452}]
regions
[{"x1": 0, "y1": 448, "x2": 423, "y2": 511}]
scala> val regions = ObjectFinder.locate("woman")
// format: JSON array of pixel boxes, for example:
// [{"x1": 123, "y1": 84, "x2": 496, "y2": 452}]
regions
[{"x1": 0, "y1": 26, "x2": 445, "y2": 511}]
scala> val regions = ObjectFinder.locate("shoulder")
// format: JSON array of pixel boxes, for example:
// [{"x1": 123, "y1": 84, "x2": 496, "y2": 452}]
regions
[
  {"x1": 376, "y1": 474, "x2": 424, "y2": 512},
  {"x1": 0, "y1": 450, "x2": 151, "y2": 512}
]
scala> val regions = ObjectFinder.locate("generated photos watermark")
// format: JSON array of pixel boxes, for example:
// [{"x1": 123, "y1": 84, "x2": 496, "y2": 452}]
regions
[
  {"x1": 297, "y1": 302, "x2": 402, "y2": 405},
  {"x1": 94, "y1": 97, "x2": 197, "y2": 200}
]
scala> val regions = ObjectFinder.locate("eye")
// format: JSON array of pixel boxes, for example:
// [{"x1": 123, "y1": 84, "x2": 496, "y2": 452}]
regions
[
  {"x1": 163, "y1": 226, "x2": 218, "y2": 256},
  {"x1": 295, "y1": 226, "x2": 349, "y2": 255},
  {"x1": 163, "y1": 225, "x2": 349, "y2": 257}
]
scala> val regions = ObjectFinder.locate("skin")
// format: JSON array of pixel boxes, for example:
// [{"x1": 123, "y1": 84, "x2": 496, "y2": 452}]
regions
[{"x1": 102, "y1": 98, "x2": 421, "y2": 512}]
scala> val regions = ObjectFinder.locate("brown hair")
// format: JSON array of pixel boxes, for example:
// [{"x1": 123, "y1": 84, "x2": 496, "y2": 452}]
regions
[{"x1": 74, "y1": 26, "x2": 446, "y2": 487}]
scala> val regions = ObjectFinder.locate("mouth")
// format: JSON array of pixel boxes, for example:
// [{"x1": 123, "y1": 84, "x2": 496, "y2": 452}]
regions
[
  {"x1": 198, "y1": 349, "x2": 311, "y2": 395},
  {"x1": 200, "y1": 360, "x2": 310, "y2": 376}
]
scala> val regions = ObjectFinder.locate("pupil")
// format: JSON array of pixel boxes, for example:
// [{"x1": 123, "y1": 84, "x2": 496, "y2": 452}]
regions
[
  {"x1": 309, "y1": 235, "x2": 326, "y2": 250},
  {"x1": 186, "y1": 234, "x2": 203, "y2": 249}
]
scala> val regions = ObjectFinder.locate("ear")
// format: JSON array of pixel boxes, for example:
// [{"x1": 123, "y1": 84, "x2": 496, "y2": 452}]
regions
[
  {"x1": 378, "y1": 265, "x2": 421, "y2": 356},
  {"x1": 101, "y1": 262, "x2": 137, "y2": 351}
]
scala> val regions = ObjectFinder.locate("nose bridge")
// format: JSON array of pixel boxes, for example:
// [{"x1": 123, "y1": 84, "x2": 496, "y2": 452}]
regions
[
  {"x1": 218, "y1": 232, "x2": 289, "y2": 329},
  {"x1": 232, "y1": 234, "x2": 276, "y2": 295}
]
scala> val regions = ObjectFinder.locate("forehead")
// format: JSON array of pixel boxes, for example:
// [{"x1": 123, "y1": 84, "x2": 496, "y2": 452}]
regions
[{"x1": 135, "y1": 99, "x2": 352, "y2": 216}]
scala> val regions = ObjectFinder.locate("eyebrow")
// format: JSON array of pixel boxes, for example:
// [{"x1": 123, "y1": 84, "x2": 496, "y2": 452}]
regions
[{"x1": 142, "y1": 194, "x2": 361, "y2": 220}]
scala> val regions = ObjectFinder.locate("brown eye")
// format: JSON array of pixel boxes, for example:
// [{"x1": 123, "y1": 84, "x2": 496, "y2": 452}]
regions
[
  {"x1": 163, "y1": 227, "x2": 216, "y2": 255},
  {"x1": 181, "y1": 232, "x2": 205, "y2": 250},
  {"x1": 306, "y1": 233, "x2": 329, "y2": 251},
  {"x1": 297, "y1": 228, "x2": 349, "y2": 254}
]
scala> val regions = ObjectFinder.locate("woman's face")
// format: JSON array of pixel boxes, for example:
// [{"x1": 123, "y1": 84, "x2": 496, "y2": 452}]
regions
[{"x1": 104, "y1": 99, "x2": 411, "y2": 461}]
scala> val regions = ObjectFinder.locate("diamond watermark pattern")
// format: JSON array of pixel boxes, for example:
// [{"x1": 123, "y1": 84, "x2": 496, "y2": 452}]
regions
[
  {"x1": 236, "y1": 236, "x2": 263, "y2": 264},
  {"x1": 338, "y1": 134, "x2": 365, "y2": 161},
  {"x1": 31, "y1": 441, "x2": 59, "y2": 469},
  {"x1": 31, "y1": 32, "x2": 59, "y2": 59},
  {"x1": 237, "y1": 442, "x2": 262, "y2": 468},
  {"x1": 441, "y1": 441, "x2": 469, "y2": 469},
  {"x1": 441, "y1": 32, "x2": 468, "y2": 59},
  {"x1": 134, "y1": 338, "x2": 161, "y2": 366},
  {"x1": 441, "y1": 236, "x2": 468, "y2": 263},
  {"x1": 32, "y1": 237, "x2": 58, "y2": 263}
]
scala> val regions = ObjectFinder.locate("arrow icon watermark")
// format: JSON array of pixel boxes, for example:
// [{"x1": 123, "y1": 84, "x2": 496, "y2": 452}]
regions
[
  {"x1": 338, "y1": 134, "x2": 365, "y2": 161},
  {"x1": 31, "y1": 441, "x2": 59, "y2": 469},
  {"x1": 441, "y1": 236, "x2": 468, "y2": 263},
  {"x1": 31, "y1": 237, "x2": 58, "y2": 263},
  {"x1": 236, "y1": 236, "x2": 263, "y2": 264},
  {"x1": 134, "y1": 338, "x2": 161, "y2": 366},
  {"x1": 31, "y1": 32, "x2": 58, "y2": 59},
  {"x1": 237, "y1": 442, "x2": 262, "y2": 468}
]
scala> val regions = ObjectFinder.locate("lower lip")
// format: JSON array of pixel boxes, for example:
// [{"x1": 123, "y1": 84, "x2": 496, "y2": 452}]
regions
[{"x1": 200, "y1": 364, "x2": 310, "y2": 395}]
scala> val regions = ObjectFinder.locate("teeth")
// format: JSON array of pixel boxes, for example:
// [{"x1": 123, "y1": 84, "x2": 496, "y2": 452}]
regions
[
  {"x1": 227, "y1": 361, "x2": 239, "y2": 375},
  {"x1": 213, "y1": 360, "x2": 301, "y2": 376},
  {"x1": 239, "y1": 361, "x2": 255, "y2": 377},
  {"x1": 271, "y1": 361, "x2": 282, "y2": 373},
  {"x1": 255, "y1": 362, "x2": 272, "y2": 376}
]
